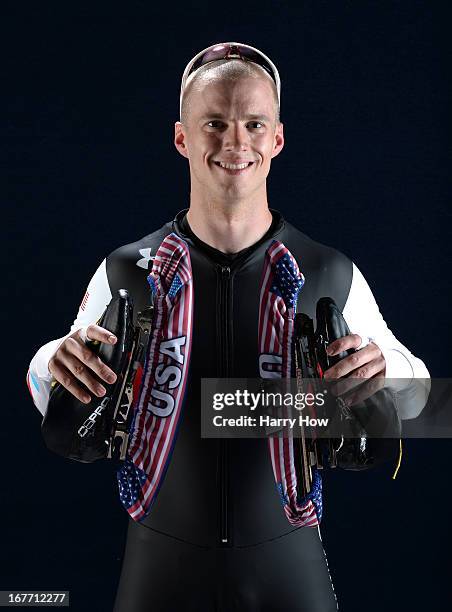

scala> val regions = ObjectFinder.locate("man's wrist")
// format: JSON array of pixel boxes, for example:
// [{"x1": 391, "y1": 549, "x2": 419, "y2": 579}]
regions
[{"x1": 379, "y1": 346, "x2": 414, "y2": 391}]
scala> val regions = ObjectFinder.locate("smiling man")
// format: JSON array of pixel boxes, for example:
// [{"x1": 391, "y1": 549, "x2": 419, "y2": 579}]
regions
[
  {"x1": 175, "y1": 58, "x2": 283, "y2": 250},
  {"x1": 27, "y1": 42, "x2": 430, "y2": 611}
]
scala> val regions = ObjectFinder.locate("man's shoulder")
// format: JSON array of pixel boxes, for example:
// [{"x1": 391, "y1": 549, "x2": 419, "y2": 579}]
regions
[
  {"x1": 282, "y1": 217, "x2": 352, "y2": 271},
  {"x1": 281, "y1": 217, "x2": 354, "y2": 312},
  {"x1": 101, "y1": 219, "x2": 176, "y2": 301},
  {"x1": 106, "y1": 219, "x2": 174, "y2": 272}
]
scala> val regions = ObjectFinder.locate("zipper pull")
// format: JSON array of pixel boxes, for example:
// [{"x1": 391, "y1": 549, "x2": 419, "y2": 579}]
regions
[{"x1": 221, "y1": 265, "x2": 231, "y2": 278}]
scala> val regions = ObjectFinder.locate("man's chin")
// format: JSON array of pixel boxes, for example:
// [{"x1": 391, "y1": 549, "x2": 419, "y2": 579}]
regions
[
  {"x1": 211, "y1": 174, "x2": 256, "y2": 193},
  {"x1": 212, "y1": 184, "x2": 254, "y2": 204}
]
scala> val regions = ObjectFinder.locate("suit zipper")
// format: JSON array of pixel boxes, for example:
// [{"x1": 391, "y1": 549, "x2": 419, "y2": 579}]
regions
[{"x1": 218, "y1": 265, "x2": 231, "y2": 546}]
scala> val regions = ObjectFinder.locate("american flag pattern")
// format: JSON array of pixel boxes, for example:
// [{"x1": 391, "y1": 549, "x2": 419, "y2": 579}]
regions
[
  {"x1": 258, "y1": 240, "x2": 322, "y2": 527},
  {"x1": 117, "y1": 233, "x2": 193, "y2": 522},
  {"x1": 116, "y1": 233, "x2": 322, "y2": 528}
]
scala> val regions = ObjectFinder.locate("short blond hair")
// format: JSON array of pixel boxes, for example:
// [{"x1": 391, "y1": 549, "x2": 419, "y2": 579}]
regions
[{"x1": 180, "y1": 58, "x2": 280, "y2": 125}]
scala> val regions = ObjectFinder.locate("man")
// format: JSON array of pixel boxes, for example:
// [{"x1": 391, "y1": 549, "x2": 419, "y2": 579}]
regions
[{"x1": 27, "y1": 43, "x2": 429, "y2": 611}]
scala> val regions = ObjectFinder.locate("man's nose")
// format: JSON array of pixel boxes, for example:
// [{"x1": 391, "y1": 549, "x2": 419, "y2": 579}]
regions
[{"x1": 223, "y1": 123, "x2": 249, "y2": 151}]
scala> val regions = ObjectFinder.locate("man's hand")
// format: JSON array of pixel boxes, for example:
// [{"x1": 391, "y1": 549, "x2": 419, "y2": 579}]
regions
[
  {"x1": 323, "y1": 334, "x2": 386, "y2": 405},
  {"x1": 48, "y1": 325, "x2": 118, "y2": 405}
]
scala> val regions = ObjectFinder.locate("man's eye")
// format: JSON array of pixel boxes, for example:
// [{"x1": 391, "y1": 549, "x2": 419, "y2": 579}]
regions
[
  {"x1": 207, "y1": 120, "x2": 224, "y2": 128},
  {"x1": 247, "y1": 121, "x2": 264, "y2": 129}
]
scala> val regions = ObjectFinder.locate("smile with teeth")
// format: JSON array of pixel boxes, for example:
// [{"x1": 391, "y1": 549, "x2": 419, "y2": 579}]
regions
[
  {"x1": 218, "y1": 161, "x2": 252, "y2": 169},
  {"x1": 214, "y1": 161, "x2": 255, "y2": 173}
]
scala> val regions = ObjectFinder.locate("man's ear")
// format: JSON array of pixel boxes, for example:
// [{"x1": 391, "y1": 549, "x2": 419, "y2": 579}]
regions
[
  {"x1": 174, "y1": 121, "x2": 189, "y2": 159},
  {"x1": 271, "y1": 121, "x2": 284, "y2": 159}
]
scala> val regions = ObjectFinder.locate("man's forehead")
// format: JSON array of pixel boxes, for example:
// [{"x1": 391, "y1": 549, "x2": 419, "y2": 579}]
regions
[
  {"x1": 197, "y1": 76, "x2": 273, "y2": 98},
  {"x1": 192, "y1": 78, "x2": 276, "y2": 116},
  {"x1": 198, "y1": 111, "x2": 274, "y2": 122}
]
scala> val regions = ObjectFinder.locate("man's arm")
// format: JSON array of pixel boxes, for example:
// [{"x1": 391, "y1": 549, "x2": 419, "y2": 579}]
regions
[
  {"x1": 341, "y1": 263, "x2": 430, "y2": 380},
  {"x1": 323, "y1": 262, "x2": 430, "y2": 418},
  {"x1": 26, "y1": 258, "x2": 112, "y2": 418}
]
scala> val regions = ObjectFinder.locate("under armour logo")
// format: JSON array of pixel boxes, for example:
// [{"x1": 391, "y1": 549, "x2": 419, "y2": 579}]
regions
[{"x1": 136, "y1": 248, "x2": 154, "y2": 269}]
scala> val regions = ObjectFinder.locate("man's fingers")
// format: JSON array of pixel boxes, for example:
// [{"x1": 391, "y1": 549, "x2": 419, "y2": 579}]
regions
[
  {"x1": 326, "y1": 334, "x2": 362, "y2": 356},
  {"x1": 47, "y1": 323, "x2": 118, "y2": 405},
  {"x1": 328, "y1": 354, "x2": 386, "y2": 396},
  {"x1": 80, "y1": 324, "x2": 117, "y2": 345},
  {"x1": 324, "y1": 342, "x2": 381, "y2": 380},
  {"x1": 55, "y1": 348, "x2": 106, "y2": 399},
  {"x1": 343, "y1": 375, "x2": 385, "y2": 407},
  {"x1": 66, "y1": 337, "x2": 117, "y2": 385},
  {"x1": 48, "y1": 361, "x2": 92, "y2": 404},
  {"x1": 330, "y1": 375, "x2": 367, "y2": 397},
  {"x1": 324, "y1": 343, "x2": 370, "y2": 380}
]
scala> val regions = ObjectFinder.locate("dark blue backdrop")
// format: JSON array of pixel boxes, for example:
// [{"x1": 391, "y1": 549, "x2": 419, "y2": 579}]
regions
[{"x1": 4, "y1": 2, "x2": 451, "y2": 611}]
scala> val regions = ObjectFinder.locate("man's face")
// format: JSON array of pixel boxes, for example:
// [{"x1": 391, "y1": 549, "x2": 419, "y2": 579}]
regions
[{"x1": 174, "y1": 76, "x2": 284, "y2": 203}]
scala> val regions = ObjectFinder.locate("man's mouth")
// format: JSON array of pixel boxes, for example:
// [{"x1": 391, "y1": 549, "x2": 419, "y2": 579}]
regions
[{"x1": 213, "y1": 161, "x2": 255, "y2": 175}]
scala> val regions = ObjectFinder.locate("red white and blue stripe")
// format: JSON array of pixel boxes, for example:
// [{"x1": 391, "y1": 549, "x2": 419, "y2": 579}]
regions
[
  {"x1": 258, "y1": 240, "x2": 322, "y2": 527},
  {"x1": 117, "y1": 233, "x2": 193, "y2": 522}
]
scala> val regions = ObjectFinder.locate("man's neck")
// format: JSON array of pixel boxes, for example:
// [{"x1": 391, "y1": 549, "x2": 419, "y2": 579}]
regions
[{"x1": 186, "y1": 196, "x2": 273, "y2": 255}]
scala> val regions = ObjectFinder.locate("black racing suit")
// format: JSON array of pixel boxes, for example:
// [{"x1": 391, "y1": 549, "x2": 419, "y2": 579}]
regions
[{"x1": 27, "y1": 208, "x2": 429, "y2": 611}]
